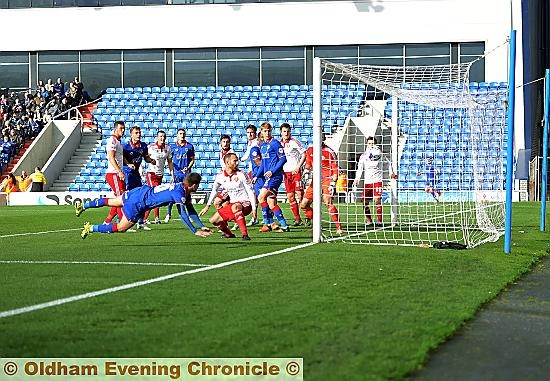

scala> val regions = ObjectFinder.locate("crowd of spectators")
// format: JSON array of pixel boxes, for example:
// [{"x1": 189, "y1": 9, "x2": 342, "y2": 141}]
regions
[{"x1": 1, "y1": 76, "x2": 91, "y2": 174}]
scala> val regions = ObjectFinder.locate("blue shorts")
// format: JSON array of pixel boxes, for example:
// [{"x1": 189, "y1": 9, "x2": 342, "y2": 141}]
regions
[
  {"x1": 254, "y1": 177, "x2": 265, "y2": 197},
  {"x1": 262, "y1": 175, "x2": 283, "y2": 194},
  {"x1": 123, "y1": 168, "x2": 142, "y2": 190},
  {"x1": 174, "y1": 171, "x2": 186, "y2": 184},
  {"x1": 121, "y1": 188, "x2": 147, "y2": 223}
]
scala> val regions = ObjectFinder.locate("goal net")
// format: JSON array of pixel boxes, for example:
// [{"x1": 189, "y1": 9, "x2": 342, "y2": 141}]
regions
[{"x1": 314, "y1": 58, "x2": 508, "y2": 248}]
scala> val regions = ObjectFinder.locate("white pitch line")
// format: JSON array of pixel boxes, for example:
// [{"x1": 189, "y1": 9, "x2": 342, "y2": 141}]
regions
[
  {"x1": 0, "y1": 260, "x2": 208, "y2": 267},
  {"x1": 0, "y1": 241, "x2": 316, "y2": 319},
  {"x1": 0, "y1": 229, "x2": 80, "y2": 238}
]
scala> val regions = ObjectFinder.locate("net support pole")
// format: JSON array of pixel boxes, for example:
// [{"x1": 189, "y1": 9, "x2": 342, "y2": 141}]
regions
[
  {"x1": 312, "y1": 57, "x2": 323, "y2": 243},
  {"x1": 390, "y1": 97, "x2": 399, "y2": 224},
  {"x1": 504, "y1": 30, "x2": 517, "y2": 254},
  {"x1": 540, "y1": 68, "x2": 550, "y2": 231}
]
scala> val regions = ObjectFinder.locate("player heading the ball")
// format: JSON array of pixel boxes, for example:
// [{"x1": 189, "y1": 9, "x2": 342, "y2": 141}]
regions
[{"x1": 75, "y1": 172, "x2": 212, "y2": 239}]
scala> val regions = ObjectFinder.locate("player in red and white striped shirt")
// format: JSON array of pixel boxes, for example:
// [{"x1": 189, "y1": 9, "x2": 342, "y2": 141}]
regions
[
  {"x1": 280, "y1": 123, "x2": 306, "y2": 226},
  {"x1": 219, "y1": 134, "x2": 235, "y2": 170},
  {"x1": 103, "y1": 121, "x2": 126, "y2": 224},
  {"x1": 200, "y1": 153, "x2": 256, "y2": 241},
  {"x1": 143, "y1": 130, "x2": 174, "y2": 224}
]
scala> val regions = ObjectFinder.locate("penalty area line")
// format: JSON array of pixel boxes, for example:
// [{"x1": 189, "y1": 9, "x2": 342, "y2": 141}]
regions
[{"x1": 0, "y1": 241, "x2": 316, "y2": 319}]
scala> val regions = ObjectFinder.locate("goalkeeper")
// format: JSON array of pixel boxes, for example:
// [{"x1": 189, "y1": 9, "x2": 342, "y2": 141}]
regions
[{"x1": 300, "y1": 134, "x2": 343, "y2": 234}]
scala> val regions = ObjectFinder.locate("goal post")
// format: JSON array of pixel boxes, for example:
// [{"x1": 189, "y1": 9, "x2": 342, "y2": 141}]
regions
[{"x1": 312, "y1": 53, "x2": 509, "y2": 248}]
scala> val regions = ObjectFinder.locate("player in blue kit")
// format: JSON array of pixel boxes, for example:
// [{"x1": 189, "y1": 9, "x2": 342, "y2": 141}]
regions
[
  {"x1": 122, "y1": 126, "x2": 155, "y2": 230},
  {"x1": 418, "y1": 157, "x2": 441, "y2": 203},
  {"x1": 249, "y1": 136, "x2": 274, "y2": 228},
  {"x1": 254, "y1": 122, "x2": 289, "y2": 232},
  {"x1": 74, "y1": 173, "x2": 212, "y2": 239},
  {"x1": 165, "y1": 128, "x2": 195, "y2": 222}
]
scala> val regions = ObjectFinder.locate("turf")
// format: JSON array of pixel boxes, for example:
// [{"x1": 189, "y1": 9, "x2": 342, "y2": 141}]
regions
[{"x1": 0, "y1": 203, "x2": 548, "y2": 381}]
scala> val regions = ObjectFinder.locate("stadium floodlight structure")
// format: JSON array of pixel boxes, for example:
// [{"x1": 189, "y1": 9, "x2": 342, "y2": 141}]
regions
[{"x1": 311, "y1": 53, "x2": 509, "y2": 248}]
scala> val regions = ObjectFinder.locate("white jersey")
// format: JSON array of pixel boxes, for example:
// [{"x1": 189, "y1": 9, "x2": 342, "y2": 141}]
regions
[
  {"x1": 105, "y1": 135, "x2": 123, "y2": 174},
  {"x1": 281, "y1": 137, "x2": 306, "y2": 172},
  {"x1": 207, "y1": 169, "x2": 256, "y2": 211},
  {"x1": 240, "y1": 138, "x2": 258, "y2": 172},
  {"x1": 354, "y1": 146, "x2": 392, "y2": 184},
  {"x1": 147, "y1": 142, "x2": 171, "y2": 176},
  {"x1": 219, "y1": 148, "x2": 236, "y2": 170}
]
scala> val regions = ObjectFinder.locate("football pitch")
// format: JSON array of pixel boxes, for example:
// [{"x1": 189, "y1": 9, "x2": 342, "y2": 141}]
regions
[{"x1": 0, "y1": 203, "x2": 548, "y2": 380}]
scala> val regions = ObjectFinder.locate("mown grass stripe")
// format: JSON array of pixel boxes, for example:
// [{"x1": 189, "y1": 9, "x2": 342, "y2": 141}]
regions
[
  {"x1": 0, "y1": 241, "x2": 315, "y2": 319},
  {"x1": 0, "y1": 260, "x2": 208, "y2": 267}
]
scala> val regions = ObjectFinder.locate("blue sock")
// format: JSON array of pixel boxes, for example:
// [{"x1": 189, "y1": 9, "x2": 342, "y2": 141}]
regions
[
  {"x1": 267, "y1": 209, "x2": 274, "y2": 225},
  {"x1": 261, "y1": 203, "x2": 270, "y2": 225},
  {"x1": 167, "y1": 203, "x2": 173, "y2": 216},
  {"x1": 272, "y1": 206, "x2": 288, "y2": 228},
  {"x1": 93, "y1": 223, "x2": 115, "y2": 233},
  {"x1": 84, "y1": 198, "x2": 107, "y2": 209}
]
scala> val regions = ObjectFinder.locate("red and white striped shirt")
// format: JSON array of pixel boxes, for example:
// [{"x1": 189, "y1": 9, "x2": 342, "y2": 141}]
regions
[{"x1": 147, "y1": 142, "x2": 171, "y2": 176}]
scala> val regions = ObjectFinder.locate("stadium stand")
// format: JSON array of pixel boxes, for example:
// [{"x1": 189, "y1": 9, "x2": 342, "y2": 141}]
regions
[
  {"x1": 66, "y1": 81, "x2": 508, "y2": 193},
  {"x1": 384, "y1": 82, "x2": 509, "y2": 191},
  {"x1": 72, "y1": 84, "x2": 365, "y2": 191}
]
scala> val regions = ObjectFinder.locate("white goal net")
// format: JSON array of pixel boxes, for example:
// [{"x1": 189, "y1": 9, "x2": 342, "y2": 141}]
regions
[{"x1": 314, "y1": 58, "x2": 508, "y2": 248}]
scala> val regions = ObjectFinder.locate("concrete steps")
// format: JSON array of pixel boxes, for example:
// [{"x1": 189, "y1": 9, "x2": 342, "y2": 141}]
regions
[{"x1": 49, "y1": 130, "x2": 103, "y2": 192}]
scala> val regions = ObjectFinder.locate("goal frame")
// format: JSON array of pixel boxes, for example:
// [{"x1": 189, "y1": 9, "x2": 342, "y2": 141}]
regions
[{"x1": 311, "y1": 54, "x2": 514, "y2": 249}]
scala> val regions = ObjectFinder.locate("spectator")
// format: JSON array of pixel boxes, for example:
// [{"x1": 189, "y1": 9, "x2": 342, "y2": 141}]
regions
[
  {"x1": 28, "y1": 166, "x2": 47, "y2": 192},
  {"x1": 9, "y1": 128, "x2": 22, "y2": 151},
  {"x1": 16, "y1": 170, "x2": 30, "y2": 191},
  {"x1": 53, "y1": 78, "x2": 64, "y2": 97},
  {"x1": 24, "y1": 95, "x2": 34, "y2": 114},
  {"x1": 8, "y1": 92, "x2": 18, "y2": 108},
  {"x1": 0, "y1": 94, "x2": 9, "y2": 109},
  {"x1": 0, "y1": 173, "x2": 19, "y2": 194},
  {"x1": 27, "y1": 116, "x2": 41, "y2": 137},
  {"x1": 58, "y1": 97, "x2": 71, "y2": 116},
  {"x1": 1, "y1": 135, "x2": 15, "y2": 159},
  {"x1": 12, "y1": 98, "x2": 24, "y2": 118},
  {"x1": 45, "y1": 94, "x2": 61, "y2": 119}
]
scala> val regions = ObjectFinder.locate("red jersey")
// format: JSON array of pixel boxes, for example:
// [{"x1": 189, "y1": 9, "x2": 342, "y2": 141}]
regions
[{"x1": 305, "y1": 144, "x2": 338, "y2": 180}]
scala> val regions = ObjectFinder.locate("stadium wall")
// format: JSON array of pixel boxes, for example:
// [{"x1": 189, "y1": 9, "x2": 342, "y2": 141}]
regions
[
  {"x1": 0, "y1": 0, "x2": 525, "y2": 149},
  {"x1": 0, "y1": 1, "x2": 516, "y2": 80}
]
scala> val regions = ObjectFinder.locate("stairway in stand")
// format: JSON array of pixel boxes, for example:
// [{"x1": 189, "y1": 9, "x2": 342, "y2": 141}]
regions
[
  {"x1": 49, "y1": 129, "x2": 103, "y2": 192},
  {"x1": 1, "y1": 140, "x2": 33, "y2": 181},
  {"x1": 78, "y1": 103, "x2": 98, "y2": 131}
]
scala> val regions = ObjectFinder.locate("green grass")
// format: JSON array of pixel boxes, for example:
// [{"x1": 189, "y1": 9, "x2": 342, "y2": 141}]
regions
[{"x1": 0, "y1": 203, "x2": 548, "y2": 380}]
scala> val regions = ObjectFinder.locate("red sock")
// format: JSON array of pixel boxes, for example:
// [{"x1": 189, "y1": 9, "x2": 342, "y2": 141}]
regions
[
  {"x1": 328, "y1": 204, "x2": 340, "y2": 226},
  {"x1": 303, "y1": 207, "x2": 313, "y2": 220},
  {"x1": 217, "y1": 221, "x2": 233, "y2": 237},
  {"x1": 112, "y1": 223, "x2": 118, "y2": 232},
  {"x1": 376, "y1": 204, "x2": 383, "y2": 222},
  {"x1": 143, "y1": 210, "x2": 151, "y2": 221},
  {"x1": 105, "y1": 207, "x2": 117, "y2": 223},
  {"x1": 364, "y1": 205, "x2": 372, "y2": 222},
  {"x1": 234, "y1": 210, "x2": 248, "y2": 235},
  {"x1": 116, "y1": 207, "x2": 123, "y2": 221},
  {"x1": 289, "y1": 199, "x2": 301, "y2": 221}
]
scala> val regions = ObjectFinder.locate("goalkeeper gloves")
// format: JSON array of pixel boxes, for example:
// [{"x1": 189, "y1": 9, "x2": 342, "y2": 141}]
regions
[
  {"x1": 303, "y1": 170, "x2": 311, "y2": 186},
  {"x1": 327, "y1": 180, "x2": 336, "y2": 196}
]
